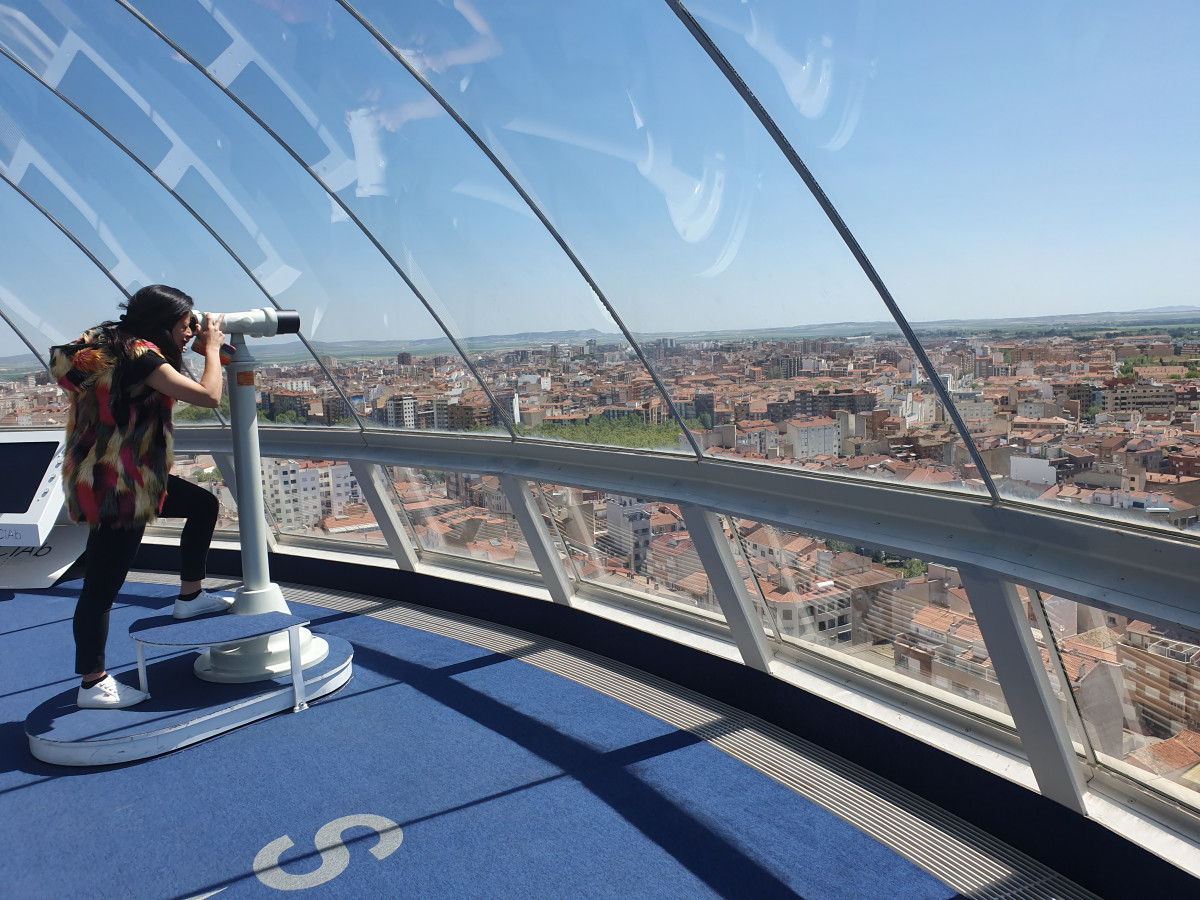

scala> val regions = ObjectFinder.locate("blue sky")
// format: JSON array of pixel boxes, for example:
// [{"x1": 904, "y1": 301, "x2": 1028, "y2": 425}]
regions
[{"x1": 0, "y1": 0, "x2": 1197, "y2": 358}]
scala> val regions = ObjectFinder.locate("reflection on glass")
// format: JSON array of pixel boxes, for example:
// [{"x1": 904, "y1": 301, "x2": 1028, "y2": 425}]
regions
[
  {"x1": 126, "y1": 0, "x2": 693, "y2": 449},
  {"x1": 733, "y1": 518, "x2": 1013, "y2": 719},
  {"x1": 350, "y1": 1, "x2": 1004, "y2": 477},
  {"x1": 537, "y1": 482, "x2": 731, "y2": 626},
  {"x1": 0, "y1": 1, "x2": 517, "y2": 436},
  {"x1": 164, "y1": 454, "x2": 238, "y2": 534},
  {"x1": 691, "y1": 2, "x2": 1200, "y2": 523},
  {"x1": 3, "y1": 0, "x2": 1196, "y2": 519},
  {"x1": 384, "y1": 466, "x2": 536, "y2": 571},
  {"x1": 0, "y1": 50, "x2": 250, "y2": 305},
  {"x1": 260, "y1": 457, "x2": 374, "y2": 542},
  {"x1": 1038, "y1": 592, "x2": 1200, "y2": 807},
  {"x1": 1018, "y1": 585, "x2": 1090, "y2": 754},
  {"x1": 0, "y1": 2, "x2": 299, "y2": 294}
]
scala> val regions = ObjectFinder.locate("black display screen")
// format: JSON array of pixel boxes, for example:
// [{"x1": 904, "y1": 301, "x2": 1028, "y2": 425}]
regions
[{"x1": 0, "y1": 441, "x2": 58, "y2": 514}]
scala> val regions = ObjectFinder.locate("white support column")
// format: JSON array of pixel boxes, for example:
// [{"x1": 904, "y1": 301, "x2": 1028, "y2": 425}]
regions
[
  {"x1": 225, "y1": 335, "x2": 275, "y2": 605},
  {"x1": 193, "y1": 333, "x2": 326, "y2": 684},
  {"x1": 212, "y1": 450, "x2": 278, "y2": 553},
  {"x1": 349, "y1": 460, "x2": 419, "y2": 573},
  {"x1": 498, "y1": 474, "x2": 574, "y2": 606},
  {"x1": 957, "y1": 565, "x2": 1088, "y2": 813},
  {"x1": 680, "y1": 503, "x2": 772, "y2": 673}
]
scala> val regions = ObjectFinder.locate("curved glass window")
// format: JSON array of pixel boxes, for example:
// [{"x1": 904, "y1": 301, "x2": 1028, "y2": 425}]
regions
[
  {"x1": 120, "y1": 0, "x2": 692, "y2": 447},
  {"x1": 689, "y1": 1, "x2": 1200, "y2": 528},
  {"x1": 0, "y1": 51, "x2": 252, "y2": 326},
  {"x1": 0, "y1": 2, "x2": 514, "y2": 433},
  {"x1": 1, "y1": 0, "x2": 1197, "y2": 523},
  {"x1": 0, "y1": 179, "x2": 124, "y2": 383},
  {"x1": 343, "y1": 1, "x2": 988, "y2": 484}
]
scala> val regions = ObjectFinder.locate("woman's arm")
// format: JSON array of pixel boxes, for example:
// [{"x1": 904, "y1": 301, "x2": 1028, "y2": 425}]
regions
[{"x1": 145, "y1": 313, "x2": 226, "y2": 407}]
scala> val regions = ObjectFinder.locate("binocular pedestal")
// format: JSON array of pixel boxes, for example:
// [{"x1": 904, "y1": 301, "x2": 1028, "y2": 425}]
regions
[{"x1": 195, "y1": 333, "x2": 334, "y2": 683}]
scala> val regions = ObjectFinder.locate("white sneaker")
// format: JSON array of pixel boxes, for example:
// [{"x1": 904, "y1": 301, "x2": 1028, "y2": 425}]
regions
[
  {"x1": 77, "y1": 675, "x2": 149, "y2": 710},
  {"x1": 173, "y1": 590, "x2": 234, "y2": 620}
]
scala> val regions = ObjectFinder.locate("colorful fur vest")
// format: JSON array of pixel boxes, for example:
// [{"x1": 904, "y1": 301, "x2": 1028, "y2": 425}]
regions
[{"x1": 50, "y1": 328, "x2": 174, "y2": 528}]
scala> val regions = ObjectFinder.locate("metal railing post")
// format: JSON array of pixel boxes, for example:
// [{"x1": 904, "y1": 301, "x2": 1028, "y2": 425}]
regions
[
  {"x1": 349, "y1": 460, "x2": 420, "y2": 572},
  {"x1": 499, "y1": 474, "x2": 574, "y2": 606},
  {"x1": 958, "y1": 565, "x2": 1088, "y2": 813},
  {"x1": 681, "y1": 503, "x2": 772, "y2": 672}
]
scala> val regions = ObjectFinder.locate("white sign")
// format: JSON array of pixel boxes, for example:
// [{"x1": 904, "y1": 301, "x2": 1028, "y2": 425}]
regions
[{"x1": 0, "y1": 524, "x2": 88, "y2": 590}]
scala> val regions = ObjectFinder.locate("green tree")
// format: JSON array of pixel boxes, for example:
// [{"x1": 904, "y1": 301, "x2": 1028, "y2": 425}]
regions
[
  {"x1": 901, "y1": 558, "x2": 929, "y2": 578},
  {"x1": 173, "y1": 404, "x2": 217, "y2": 422},
  {"x1": 174, "y1": 392, "x2": 230, "y2": 421},
  {"x1": 525, "y1": 413, "x2": 686, "y2": 449}
]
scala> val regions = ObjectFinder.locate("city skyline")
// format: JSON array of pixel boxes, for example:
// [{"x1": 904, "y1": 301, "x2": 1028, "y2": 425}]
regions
[{"x1": 5, "y1": 302, "x2": 1200, "y2": 372}]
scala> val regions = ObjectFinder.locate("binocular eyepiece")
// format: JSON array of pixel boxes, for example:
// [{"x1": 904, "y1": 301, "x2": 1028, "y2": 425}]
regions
[{"x1": 192, "y1": 308, "x2": 301, "y2": 337}]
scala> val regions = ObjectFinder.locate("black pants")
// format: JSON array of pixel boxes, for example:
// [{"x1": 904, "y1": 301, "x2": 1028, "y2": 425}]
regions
[{"x1": 73, "y1": 475, "x2": 220, "y2": 675}]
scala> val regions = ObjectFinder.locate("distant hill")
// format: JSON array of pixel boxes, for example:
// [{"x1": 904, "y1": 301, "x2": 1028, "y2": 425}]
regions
[{"x1": 5, "y1": 308, "x2": 1200, "y2": 372}]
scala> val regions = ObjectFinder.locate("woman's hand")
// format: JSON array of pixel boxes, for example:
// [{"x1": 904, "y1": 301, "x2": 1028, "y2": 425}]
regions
[
  {"x1": 148, "y1": 312, "x2": 227, "y2": 406},
  {"x1": 193, "y1": 313, "x2": 226, "y2": 356}
]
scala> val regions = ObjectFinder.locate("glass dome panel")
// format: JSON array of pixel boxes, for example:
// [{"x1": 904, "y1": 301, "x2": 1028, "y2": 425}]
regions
[
  {"x1": 690, "y1": 1, "x2": 1200, "y2": 530},
  {"x1": 389, "y1": 466, "x2": 539, "y2": 573},
  {"x1": 0, "y1": 1, "x2": 513, "y2": 434},
  {"x1": 1036, "y1": 589, "x2": 1200, "y2": 808},
  {"x1": 0, "y1": 179, "x2": 126, "y2": 415},
  {"x1": 5, "y1": 1, "x2": 1198, "y2": 524},
  {"x1": 730, "y1": 514, "x2": 1017, "y2": 725},
  {"x1": 0, "y1": 52, "x2": 254, "y2": 320},
  {"x1": 123, "y1": 0, "x2": 689, "y2": 448},
  {"x1": 347, "y1": 0, "x2": 992, "y2": 486},
  {"x1": 536, "y1": 479, "x2": 734, "y2": 631}
]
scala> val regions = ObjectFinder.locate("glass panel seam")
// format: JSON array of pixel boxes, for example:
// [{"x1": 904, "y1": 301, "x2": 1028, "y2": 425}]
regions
[
  {"x1": 663, "y1": 0, "x2": 999, "y2": 499},
  {"x1": 1030, "y1": 588, "x2": 1099, "y2": 768},
  {"x1": 5, "y1": 43, "x2": 369, "y2": 429},
  {"x1": 334, "y1": 0, "x2": 706, "y2": 459},
  {"x1": 0, "y1": 171, "x2": 131, "y2": 305},
  {"x1": 111, "y1": 0, "x2": 516, "y2": 438}
]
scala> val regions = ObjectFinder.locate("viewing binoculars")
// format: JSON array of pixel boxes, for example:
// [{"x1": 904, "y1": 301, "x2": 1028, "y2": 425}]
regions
[{"x1": 191, "y1": 308, "x2": 301, "y2": 337}]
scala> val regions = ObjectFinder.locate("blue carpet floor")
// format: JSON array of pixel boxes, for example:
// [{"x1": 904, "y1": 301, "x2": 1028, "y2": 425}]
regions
[{"x1": 0, "y1": 580, "x2": 963, "y2": 899}]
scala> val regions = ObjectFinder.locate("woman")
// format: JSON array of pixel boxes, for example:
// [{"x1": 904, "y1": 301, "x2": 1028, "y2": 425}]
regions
[{"x1": 50, "y1": 285, "x2": 229, "y2": 709}]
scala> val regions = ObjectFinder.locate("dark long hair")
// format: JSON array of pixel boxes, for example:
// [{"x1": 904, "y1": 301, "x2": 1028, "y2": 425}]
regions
[
  {"x1": 99, "y1": 284, "x2": 194, "y2": 373},
  {"x1": 86, "y1": 285, "x2": 193, "y2": 426}
]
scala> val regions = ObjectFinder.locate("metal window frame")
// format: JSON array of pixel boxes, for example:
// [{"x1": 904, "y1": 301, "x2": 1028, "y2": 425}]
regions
[
  {"x1": 144, "y1": 425, "x2": 1200, "y2": 829},
  {"x1": 177, "y1": 427, "x2": 1200, "y2": 632},
  {"x1": 174, "y1": 426, "x2": 1200, "y2": 810}
]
